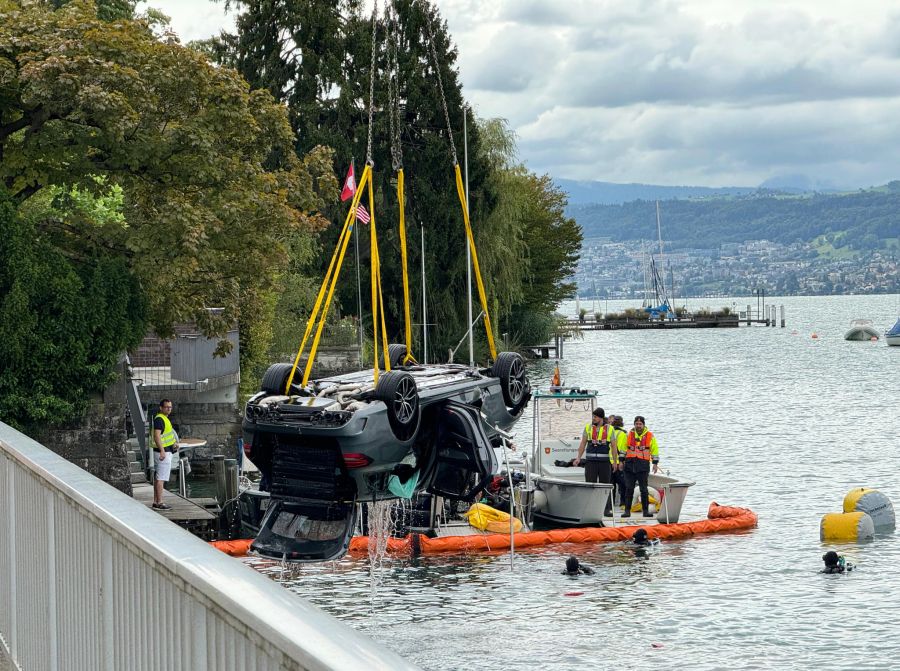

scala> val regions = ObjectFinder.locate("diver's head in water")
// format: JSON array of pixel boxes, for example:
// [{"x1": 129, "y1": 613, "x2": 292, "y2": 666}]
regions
[
  {"x1": 823, "y1": 551, "x2": 841, "y2": 568},
  {"x1": 632, "y1": 528, "x2": 649, "y2": 546},
  {"x1": 565, "y1": 556, "x2": 580, "y2": 574}
]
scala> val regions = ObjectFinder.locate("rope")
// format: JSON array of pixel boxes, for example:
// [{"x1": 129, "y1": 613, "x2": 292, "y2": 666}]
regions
[
  {"x1": 285, "y1": 177, "x2": 368, "y2": 392},
  {"x1": 455, "y1": 164, "x2": 497, "y2": 359},
  {"x1": 423, "y1": 5, "x2": 497, "y2": 360},
  {"x1": 397, "y1": 169, "x2": 416, "y2": 363},
  {"x1": 300, "y1": 166, "x2": 372, "y2": 386}
]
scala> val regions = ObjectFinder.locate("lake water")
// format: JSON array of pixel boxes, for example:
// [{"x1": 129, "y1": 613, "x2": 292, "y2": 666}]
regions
[{"x1": 245, "y1": 294, "x2": 900, "y2": 670}]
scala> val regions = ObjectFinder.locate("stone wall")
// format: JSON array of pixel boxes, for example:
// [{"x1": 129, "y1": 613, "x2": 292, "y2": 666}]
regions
[
  {"x1": 31, "y1": 358, "x2": 132, "y2": 495},
  {"x1": 170, "y1": 401, "x2": 243, "y2": 474}
]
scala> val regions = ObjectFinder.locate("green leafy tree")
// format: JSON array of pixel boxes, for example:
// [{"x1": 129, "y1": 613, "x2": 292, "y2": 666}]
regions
[
  {"x1": 0, "y1": 187, "x2": 146, "y2": 429},
  {"x1": 211, "y1": 0, "x2": 508, "y2": 361},
  {"x1": 0, "y1": 0, "x2": 336, "y2": 419}
]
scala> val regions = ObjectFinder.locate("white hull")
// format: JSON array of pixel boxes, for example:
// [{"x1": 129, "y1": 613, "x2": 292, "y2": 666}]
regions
[
  {"x1": 845, "y1": 319, "x2": 880, "y2": 341},
  {"x1": 533, "y1": 475, "x2": 612, "y2": 525},
  {"x1": 887, "y1": 334, "x2": 900, "y2": 346},
  {"x1": 845, "y1": 326, "x2": 880, "y2": 341}
]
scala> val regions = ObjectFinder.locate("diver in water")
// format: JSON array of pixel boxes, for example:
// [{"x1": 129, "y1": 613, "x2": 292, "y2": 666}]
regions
[
  {"x1": 629, "y1": 528, "x2": 661, "y2": 557},
  {"x1": 632, "y1": 528, "x2": 659, "y2": 547},
  {"x1": 562, "y1": 556, "x2": 595, "y2": 575},
  {"x1": 821, "y1": 550, "x2": 854, "y2": 574}
]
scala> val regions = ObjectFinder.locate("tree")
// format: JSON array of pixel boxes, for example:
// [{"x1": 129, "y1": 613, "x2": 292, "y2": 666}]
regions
[
  {"x1": 0, "y1": 186, "x2": 146, "y2": 429},
  {"x1": 211, "y1": 0, "x2": 505, "y2": 360},
  {"x1": 474, "y1": 119, "x2": 581, "y2": 346},
  {"x1": 0, "y1": 0, "x2": 336, "y2": 421}
]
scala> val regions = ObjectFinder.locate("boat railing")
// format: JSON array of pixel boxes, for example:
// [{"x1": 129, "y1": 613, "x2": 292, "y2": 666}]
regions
[{"x1": 0, "y1": 421, "x2": 417, "y2": 671}]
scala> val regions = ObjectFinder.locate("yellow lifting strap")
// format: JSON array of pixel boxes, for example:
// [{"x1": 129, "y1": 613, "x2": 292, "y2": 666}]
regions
[
  {"x1": 369, "y1": 167, "x2": 391, "y2": 384},
  {"x1": 454, "y1": 164, "x2": 497, "y2": 360},
  {"x1": 397, "y1": 169, "x2": 416, "y2": 364},
  {"x1": 285, "y1": 165, "x2": 372, "y2": 392}
]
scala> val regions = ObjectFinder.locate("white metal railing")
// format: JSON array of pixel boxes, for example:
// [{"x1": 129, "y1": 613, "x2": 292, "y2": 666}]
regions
[{"x1": 0, "y1": 422, "x2": 418, "y2": 671}]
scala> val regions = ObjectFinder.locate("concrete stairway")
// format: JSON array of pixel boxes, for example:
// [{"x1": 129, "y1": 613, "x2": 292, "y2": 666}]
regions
[{"x1": 126, "y1": 437, "x2": 147, "y2": 485}]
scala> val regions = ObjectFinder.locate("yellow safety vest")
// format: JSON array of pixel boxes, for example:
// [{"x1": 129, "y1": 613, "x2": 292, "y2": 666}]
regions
[
  {"x1": 584, "y1": 422, "x2": 615, "y2": 461},
  {"x1": 154, "y1": 413, "x2": 177, "y2": 451}
]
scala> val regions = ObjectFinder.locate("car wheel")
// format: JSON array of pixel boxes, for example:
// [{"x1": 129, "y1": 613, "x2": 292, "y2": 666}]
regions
[
  {"x1": 388, "y1": 343, "x2": 407, "y2": 368},
  {"x1": 491, "y1": 351, "x2": 530, "y2": 412},
  {"x1": 375, "y1": 370, "x2": 421, "y2": 441},
  {"x1": 260, "y1": 363, "x2": 295, "y2": 394}
]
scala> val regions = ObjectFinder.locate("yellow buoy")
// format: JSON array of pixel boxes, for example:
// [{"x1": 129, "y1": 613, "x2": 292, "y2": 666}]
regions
[
  {"x1": 843, "y1": 488, "x2": 895, "y2": 531},
  {"x1": 820, "y1": 511, "x2": 874, "y2": 542}
]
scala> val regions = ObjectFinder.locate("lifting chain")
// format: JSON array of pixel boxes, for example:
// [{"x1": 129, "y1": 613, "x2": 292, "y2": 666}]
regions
[
  {"x1": 386, "y1": 0, "x2": 403, "y2": 172},
  {"x1": 366, "y1": 0, "x2": 379, "y2": 165},
  {"x1": 423, "y1": 9, "x2": 458, "y2": 166}
]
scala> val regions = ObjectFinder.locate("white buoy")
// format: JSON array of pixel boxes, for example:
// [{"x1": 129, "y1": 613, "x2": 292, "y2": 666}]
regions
[{"x1": 844, "y1": 488, "x2": 895, "y2": 531}]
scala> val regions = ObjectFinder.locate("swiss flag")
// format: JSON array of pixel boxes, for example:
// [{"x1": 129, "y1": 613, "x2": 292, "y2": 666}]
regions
[{"x1": 340, "y1": 162, "x2": 356, "y2": 202}]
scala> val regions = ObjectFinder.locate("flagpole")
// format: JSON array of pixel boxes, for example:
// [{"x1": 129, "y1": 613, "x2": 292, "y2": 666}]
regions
[
  {"x1": 464, "y1": 106, "x2": 473, "y2": 367},
  {"x1": 421, "y1": 223, "x2": 428, "y2": 365},
  {"x1": 353, "y1": 159, "x2": 364, "y2": 366}
]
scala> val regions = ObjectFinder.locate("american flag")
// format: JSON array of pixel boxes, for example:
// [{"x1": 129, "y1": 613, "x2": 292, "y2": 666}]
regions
[{"x1": 355, "y1": 204, "x2": 370, "y2": 224}]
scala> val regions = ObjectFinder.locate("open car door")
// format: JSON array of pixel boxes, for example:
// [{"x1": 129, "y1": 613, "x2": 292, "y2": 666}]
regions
[{"x1": 423, "y1": 401, "x2": 499, "y2": 501}]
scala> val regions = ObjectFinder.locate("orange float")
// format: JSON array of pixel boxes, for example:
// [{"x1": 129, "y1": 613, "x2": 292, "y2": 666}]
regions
[
  {"x1": 210, "y1": 502, "x2": 757, "y2": 558},
  {"x1": 209, "y1": 538, "x2": 253, "y2": 556}
]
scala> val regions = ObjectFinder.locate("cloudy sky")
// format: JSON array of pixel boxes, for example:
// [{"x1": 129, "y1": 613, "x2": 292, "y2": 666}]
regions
[{"x1": 137, "y1": 0, "x2": 900, "y2": 189}]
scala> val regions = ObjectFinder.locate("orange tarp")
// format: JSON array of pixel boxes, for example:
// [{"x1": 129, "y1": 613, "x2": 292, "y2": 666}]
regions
[
  {"x1": 209, "y1": 538, "x2": 253, "y2": 556},
  {"x1": 209, "y1": 502, "x2": 756, "y2": 558}
]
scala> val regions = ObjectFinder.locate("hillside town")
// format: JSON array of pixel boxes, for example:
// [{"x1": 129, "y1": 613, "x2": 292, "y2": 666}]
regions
[{"x1": 575, "y1": 237, "x2": 900, "y2": 298}]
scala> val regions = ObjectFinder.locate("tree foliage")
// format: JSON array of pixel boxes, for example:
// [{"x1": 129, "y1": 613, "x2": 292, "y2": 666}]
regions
[
  {"x1": 0, "y1": 187, "x2": 146, "y2": 429},
  {"x1": 211, "y1": 0, "x2": 523, "y2": 359},
  {"x1": 0, "y1": 0, "x2": 336, "y2": 423}
]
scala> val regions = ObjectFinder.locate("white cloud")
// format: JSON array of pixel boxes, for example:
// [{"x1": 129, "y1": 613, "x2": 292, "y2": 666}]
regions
[{"x1": 136, "y1": 0, "x2": 900, "y2": 188}]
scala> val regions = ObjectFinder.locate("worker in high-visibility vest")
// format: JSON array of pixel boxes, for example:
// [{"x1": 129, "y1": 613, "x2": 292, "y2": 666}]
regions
[
  {"x1": 610, "y1": 415, "x2": 628, "y2": 509},
  {"x1": 152, "y1": 398, "x2": 178, "y2": 510},
  {"x1": 574, "y1": 407, "x2": 618, "y2": 515},
  {"x1": 621, "y1": 415, "x2": 659, "y2": 518}
]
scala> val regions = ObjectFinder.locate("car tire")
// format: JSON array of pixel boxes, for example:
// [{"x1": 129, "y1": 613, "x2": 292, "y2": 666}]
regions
[
  {"x1": 491, "y1": 351, "x2": 530, "y2": 412},
  {"x1": 388, "y1": 343, "x2": 408, "y2": 368},
  {"x1": 260, "y1": 363, "x2": 296, "y2": 394},
  {"x1": 375, "y1": 370, "x2": 421, "y2": 441}
]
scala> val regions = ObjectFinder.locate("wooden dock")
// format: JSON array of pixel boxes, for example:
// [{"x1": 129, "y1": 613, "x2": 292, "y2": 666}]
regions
[{"x1": 133, "y1": 482, "x2": 219, "y2": 540}]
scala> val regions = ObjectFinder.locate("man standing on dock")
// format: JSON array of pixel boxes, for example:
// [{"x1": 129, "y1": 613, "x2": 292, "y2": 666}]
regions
[
  {"x1": 621, "y1": 416, "x2": 659, "y2": 518},
  {"x1": 152, "y1": 399, "x2": 177, "y2": 510}
]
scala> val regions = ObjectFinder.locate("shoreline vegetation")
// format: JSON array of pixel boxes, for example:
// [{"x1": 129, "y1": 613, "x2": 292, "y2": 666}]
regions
[{"x1": 0, "y1": 0, "x2": 580, "y2": 429}]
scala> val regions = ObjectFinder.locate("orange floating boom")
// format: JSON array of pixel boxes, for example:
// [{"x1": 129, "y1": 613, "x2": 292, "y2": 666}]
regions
[
  {"x1": 348, "y1": 501, "x2": 757, "y2": 556},
  {"x1": 210, "y1": 502, "x2": 756, "y2": 558}
]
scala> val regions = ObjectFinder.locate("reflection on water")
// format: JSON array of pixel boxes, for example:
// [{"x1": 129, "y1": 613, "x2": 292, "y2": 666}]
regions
[{"x1": 246, "y1": 295, "x2": 899, "y2": 671}]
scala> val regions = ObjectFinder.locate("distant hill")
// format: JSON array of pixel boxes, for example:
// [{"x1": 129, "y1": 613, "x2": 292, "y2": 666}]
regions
[
  {"x1": 569, "y1": 182, "x2": 900, "y2": 251},
  {"x1": 556, "y1": 178, "x2": 755, "y2": 205}
]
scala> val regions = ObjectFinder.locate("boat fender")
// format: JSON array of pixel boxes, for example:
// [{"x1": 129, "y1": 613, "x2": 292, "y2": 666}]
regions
[
  {"x1": 820, "y1": 511, "x2": 875, "y2": 542},
  {"x1": 533, "y1": 489, "x2": 548, "y2": 512},
  {"x1": 843, "y1": 488, "x2": 895, "y2": 532},
  {"x1": 631, "y1": 487, "x2": 662, "y2": 513}
]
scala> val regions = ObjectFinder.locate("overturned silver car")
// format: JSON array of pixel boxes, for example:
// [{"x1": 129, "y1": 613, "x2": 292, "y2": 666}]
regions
[{"x1": 243, "y1": 348, "x2": 530, "y2": 561}]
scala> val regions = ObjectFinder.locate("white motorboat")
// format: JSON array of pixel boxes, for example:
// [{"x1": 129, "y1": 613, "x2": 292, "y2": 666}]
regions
[
  {"x1": 844, "y1": 319, "x2": 880, "y2": 341},
  {"x1": 886, "y1": 318, "x2": 900, "y2": 346},
  {"x1": 529, "y1": 389, "x2": 693, "y2": 526}
]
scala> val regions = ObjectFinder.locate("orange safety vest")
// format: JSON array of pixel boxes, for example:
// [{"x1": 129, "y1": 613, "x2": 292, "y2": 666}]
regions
[{"x1": 625, "y1": 429, "x2": 654, "y2": 461}]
